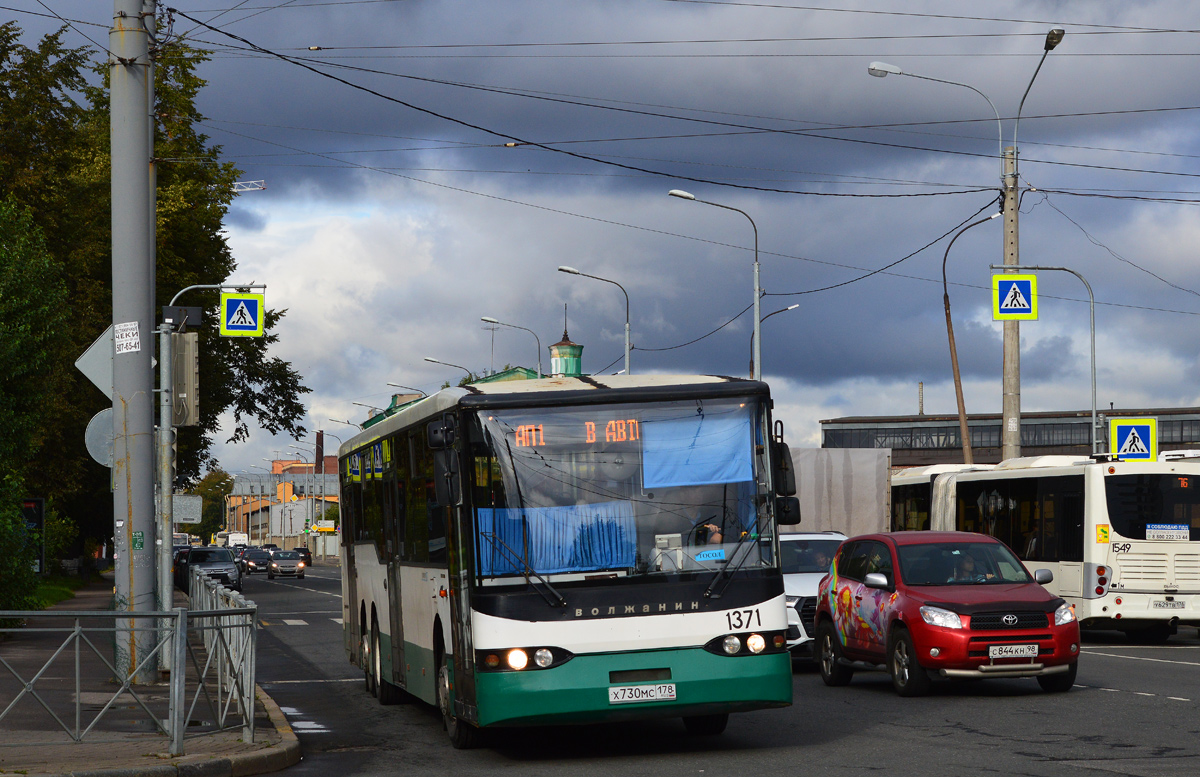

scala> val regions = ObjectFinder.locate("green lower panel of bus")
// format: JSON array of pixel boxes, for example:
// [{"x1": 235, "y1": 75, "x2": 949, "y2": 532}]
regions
[{"x1": 474, "y1": 648, "x2": 791, "y2": 727}]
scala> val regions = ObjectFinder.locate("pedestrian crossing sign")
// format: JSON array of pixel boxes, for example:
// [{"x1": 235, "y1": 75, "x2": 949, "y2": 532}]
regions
[
  {"x1": 219, "y1": 292, "x2": 265, "y2": 337},
  {"x1": 992, "y1": 274, "x2": 1038, "y2": 320},
  {"x1": 1110, "y1": 417, "x2": 1157, "y2": 461}
]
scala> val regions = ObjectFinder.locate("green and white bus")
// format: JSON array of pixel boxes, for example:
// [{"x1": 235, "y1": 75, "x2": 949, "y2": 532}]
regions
[{"x1": 338, "y1": 375, "x2": 797, "y2": 747}]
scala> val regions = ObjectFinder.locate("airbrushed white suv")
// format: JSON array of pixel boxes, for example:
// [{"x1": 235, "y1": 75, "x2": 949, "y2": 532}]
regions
[{"x1": 781, "y1": 532, "x2": 847, "y2": 660}]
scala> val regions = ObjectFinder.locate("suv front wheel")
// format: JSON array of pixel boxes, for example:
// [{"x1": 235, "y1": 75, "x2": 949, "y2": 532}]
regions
[{"x1": 888, "y1": 628, "x2": 931, "y2": 697}]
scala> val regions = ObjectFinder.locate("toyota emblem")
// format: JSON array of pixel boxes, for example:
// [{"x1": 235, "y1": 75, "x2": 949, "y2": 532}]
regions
[{"x1": 1002, "y1": 614, "x2": 1018, "y2": 626}]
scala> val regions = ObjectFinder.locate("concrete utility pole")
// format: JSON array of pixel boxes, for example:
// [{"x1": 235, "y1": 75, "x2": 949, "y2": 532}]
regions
[
  {"x1": 111, "y1": 0, "x2": 157, "y2": 683},
  {"x1": 1001, "y1": 148, "x2": 1022, "y2": 460}
]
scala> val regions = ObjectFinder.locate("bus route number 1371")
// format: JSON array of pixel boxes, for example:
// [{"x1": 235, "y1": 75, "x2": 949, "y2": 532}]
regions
[{"x1": 726, "y1": 608, "x2": 761, "y2": 630}]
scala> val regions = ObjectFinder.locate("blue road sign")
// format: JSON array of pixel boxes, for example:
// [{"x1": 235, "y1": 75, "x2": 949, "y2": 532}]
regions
[
  {"x1": 992, "y1": 274, "x2": 1038, "y2": 320},
  {"x1": 219, "y1": 292, "x2": 265, "y2": 337}
]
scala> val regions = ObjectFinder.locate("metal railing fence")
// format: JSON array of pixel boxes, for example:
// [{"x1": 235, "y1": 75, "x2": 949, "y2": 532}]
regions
[{"x1": 0, "y1": 571, "x2": 257, "y2": 755}]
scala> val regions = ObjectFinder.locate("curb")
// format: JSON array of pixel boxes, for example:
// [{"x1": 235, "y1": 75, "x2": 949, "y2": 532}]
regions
[{"x1": 58, "y1": 685, "x2": 300, "y2": 777}]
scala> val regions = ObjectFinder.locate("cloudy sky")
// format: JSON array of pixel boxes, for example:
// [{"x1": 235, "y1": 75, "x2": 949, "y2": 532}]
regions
[{"x1": 17, "y1": 1, "x2": 1200, "y2": 474}]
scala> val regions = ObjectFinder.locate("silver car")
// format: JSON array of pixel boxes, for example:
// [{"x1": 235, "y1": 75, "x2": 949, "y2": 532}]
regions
[{"x1": 267, "y1": 550, "x2": 306, "y2": 579}]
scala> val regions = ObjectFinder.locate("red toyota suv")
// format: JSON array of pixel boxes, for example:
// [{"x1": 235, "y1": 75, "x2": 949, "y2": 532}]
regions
[{"x1": 814, "y1": 531, "x2": 1080, "y2": 696}]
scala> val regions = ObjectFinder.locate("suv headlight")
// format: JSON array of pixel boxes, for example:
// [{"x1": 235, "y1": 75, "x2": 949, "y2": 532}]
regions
[
  {"x1": 1054, "y1": 602, "x2": 1076, "y2": 626},
  {"x1": 919, "y1": 605, "x2": 963, "y2": 630}
]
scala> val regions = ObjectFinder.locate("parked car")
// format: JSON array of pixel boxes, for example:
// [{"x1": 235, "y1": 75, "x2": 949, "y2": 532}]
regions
[
  {"x1": 239, "y1": 548, "x2": 272, "y2": 575},
  {"x1": 780, "y1": 532, "x2": 846, "y2": 660},
  {"x1": 267, "y1": 550, "x2": 305, "y2": 580},
  {"x1": 175, "y1": 546, "x2": 242, "y2": 592},
  {"x1": 294, "y1": 546, "x2": 312, "y2": 566},
  {"x1": 815, "y1": 531, "x2": 1080, "y2": 696}
]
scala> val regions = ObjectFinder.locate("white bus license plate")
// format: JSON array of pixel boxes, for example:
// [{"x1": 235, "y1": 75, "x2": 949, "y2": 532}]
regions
[
  {"x1": 608, "y1": 683, "x2": 676, "y2": 705},
  {"x1": 988, "y1": 644, "x2": 1038, "y2": 659},
  {"x1": 1153, "y1": 600, "x2": 1185, "y2": 609}
]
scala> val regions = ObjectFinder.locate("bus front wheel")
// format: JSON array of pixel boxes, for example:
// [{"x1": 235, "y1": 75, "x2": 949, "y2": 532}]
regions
[{"x1": 438, "y1": 650, "x2": 481, "y2": 749}]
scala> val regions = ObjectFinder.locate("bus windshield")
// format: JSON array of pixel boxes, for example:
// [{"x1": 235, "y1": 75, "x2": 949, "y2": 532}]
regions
[
  {"x1": 1106, "y1": 474, "x2": 1200, "y2": 541},
  {"x1": 471, "y1": 397, "x2": 775, "y2": 582}
]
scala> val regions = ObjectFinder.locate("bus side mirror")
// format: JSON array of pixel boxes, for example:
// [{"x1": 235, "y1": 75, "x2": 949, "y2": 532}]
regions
[
  {"x1": 427, "y1": 414, "x2": 457, "y2": 450},
  {"x1": 776, "y1": 496, "x2": 800, "y2": 524},
  {"x1": 433, "y1": 449, "x2": 461, "y2": 507},
  {"x1": 773, "y1": 441, "x2": 797, "y2": 497}
]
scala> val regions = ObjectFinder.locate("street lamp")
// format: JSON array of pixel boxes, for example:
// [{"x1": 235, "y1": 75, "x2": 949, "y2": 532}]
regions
[
  {"x1": 424, "y1": 356, "x2": 474, "y2": 381},
  {"x1": 556, "y1": 267, "x2": 630, "y2": 375},
  {"x1": 748, "y1": 304, "x2": 798, "y2": 379},
  {"x1": 288, "y1": 445, "x2": 314, "y2": 537},
  {"x1": 481, "y1": 317, "x2": 544, "y2": 377},
  {"x1": 869, "y1": 28, "x2": 1065, "y2": 460},
  {"x1": 943, "y1": 212, "x2": 1002, "y2": 464},
  {"x1": 669, "y1": 189, "x2": 762, "y2": 380},
  {"x1": 993, "y1": 264, "x2": 1098, "y2": 454},
  {"x1": 328, "y1": 418, "x2": 362, "y2": 430},
  {"x1": 386, "y1": 382, "x2": 427, "y2": 396},
  {"x1": 351, "y1": 401, "x2": 383, "y2": 416}
]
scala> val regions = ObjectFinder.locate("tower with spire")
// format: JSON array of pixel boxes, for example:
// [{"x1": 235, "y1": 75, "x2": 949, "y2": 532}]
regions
[{"x1": 549, "y1": 304, "x2": 584, "y2": 377}]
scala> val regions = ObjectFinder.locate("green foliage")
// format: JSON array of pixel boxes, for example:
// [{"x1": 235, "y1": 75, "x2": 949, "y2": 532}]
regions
[
  {"x1": 0, "y1": 24, "x2": 311, "y2": 555},
  {"x1": 319, "y1": 503, "x2": 340, "y2": 525},
  {"x1": 185, "y1": 468, "x2": 234, "y2": 542},
  {"x1": 43, "y1": 503, "x2": 78, "y2": 561},
  {"x1": 33, "y1": 574, "x2": 85, "y2": 609}
]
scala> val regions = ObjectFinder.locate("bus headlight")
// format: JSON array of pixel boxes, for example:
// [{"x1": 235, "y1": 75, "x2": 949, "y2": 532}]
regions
[
  {"x1": 722, "y1": 636, "x2": 741, "y2": 655},
  {"x1": 746, "y1": 634, "x2": 766, "y2": 654},
  {"x1": 506, "y1": 649, "x2": 529, "y2": 670},
  {"x1": 1054, "y1": 603, "x2": 1077, "y2": 626},
  {"x1": 534, "y1": 648, "x2": 553, "y2": 668}
]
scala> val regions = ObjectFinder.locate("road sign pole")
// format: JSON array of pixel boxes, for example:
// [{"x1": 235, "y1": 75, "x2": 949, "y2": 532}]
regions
[
  {"x1": 111, "y1": 0, "x2": 157, "y2": 684},
  {"x1": 157, "y1": 322, "x2": 174, "y2": 673},
  {"x1": 1001, "y1": 148, "x2": 1021, "y2": 461}
]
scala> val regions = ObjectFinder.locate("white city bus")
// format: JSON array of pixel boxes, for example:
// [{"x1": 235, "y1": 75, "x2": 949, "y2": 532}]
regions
[
  {"x1": 338, "y1": 375, "x2": 798, "y2": 747},
  {"x1": 892, "y1": 456, "x2": 1200, "y2": 642}
]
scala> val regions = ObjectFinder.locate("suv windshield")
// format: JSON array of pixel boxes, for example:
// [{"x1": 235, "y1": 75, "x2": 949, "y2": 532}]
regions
[
  {"x1": 189, "y1": 549, "x2": 233, "y2": 564},
  {"x1": 471, "y1": 397, "x2": 775, "y2": 582},
  {"x1": 780, "y1": 539, "x2": 842, "y2": 574},
  {"x1": 897, "y1": 541, "x2": 1031, "y2": 586},
  {"x1": 1106, "y1": 474, "x2": 1200, "y2": 541}
]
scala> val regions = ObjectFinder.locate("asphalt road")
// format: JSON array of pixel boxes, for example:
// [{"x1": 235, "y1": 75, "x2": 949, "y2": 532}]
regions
[{"x1": 249, "y1": 566, "x2": 1200, "y2": 777}]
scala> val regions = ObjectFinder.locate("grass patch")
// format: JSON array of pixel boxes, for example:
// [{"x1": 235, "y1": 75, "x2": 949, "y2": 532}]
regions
[{"x1": 33, "y1": 574, "x2": 87, "y2": 609}]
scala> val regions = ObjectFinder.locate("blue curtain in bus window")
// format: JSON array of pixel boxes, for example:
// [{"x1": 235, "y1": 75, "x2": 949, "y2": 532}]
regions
[
  {"x1": 641, "y1": 407, "x2": 753, "y2": 488},
  {"x1": 476, "y1": 501, "x2": 636, "y2": 576}
]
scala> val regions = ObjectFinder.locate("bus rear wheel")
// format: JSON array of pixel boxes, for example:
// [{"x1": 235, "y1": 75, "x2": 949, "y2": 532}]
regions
[
  {"x1": 438, "y1": 650, "x2": 481, "y2": 749},
  {"x1": 683, "y1": 713, "x2": 728, "y2": 736},
  {"x1": 363, "y1": 628, "x2": 376, "y2": 697}
]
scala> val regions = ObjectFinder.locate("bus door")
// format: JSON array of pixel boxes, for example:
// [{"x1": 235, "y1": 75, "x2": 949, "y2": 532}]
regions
[
  {"x1": 447, "y1": 498, "x2": 477, "y2": 723},
  {"x1": 1051, "y1": 482, "x2": 1085, "y2": 597},
  {"x1": 385, "y1": 467, "x2": 406, "y2": 688}
]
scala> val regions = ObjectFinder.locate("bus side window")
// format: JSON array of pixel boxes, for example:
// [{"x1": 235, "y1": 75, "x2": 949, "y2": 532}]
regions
[
  {"x1": 405, "y1": 431, "x2": 432, "y2": 563},
  {"x1": 1059, "y1": 485, "x2": 1085, "y2": 563}
]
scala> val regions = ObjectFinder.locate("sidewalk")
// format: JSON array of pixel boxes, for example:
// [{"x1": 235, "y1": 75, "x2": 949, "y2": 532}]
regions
[{"x1": 0, "y1": 576, "x2": 299, "y2": 777}]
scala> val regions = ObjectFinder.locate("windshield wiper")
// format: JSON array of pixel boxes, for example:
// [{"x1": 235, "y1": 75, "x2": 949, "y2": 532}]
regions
[
  {"x1": 480, "y1": 532, "x2": 566, "y2": 608},
  {"x1": 704, "y1": 522, "x2": 760, "y2": 600}
]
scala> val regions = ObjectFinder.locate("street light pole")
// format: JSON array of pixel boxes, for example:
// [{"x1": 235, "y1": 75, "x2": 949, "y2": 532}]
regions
[
  {"x1": 555, "y1": 268, "x2": 630, "y2": 375},
  {"x1": 480, "y1": 317, "x2": 544, "y2": 377},
  {"x1": 749, "y1": 304, "x2": 798, "y2": 378},
  {"x1": 944, "y1": 212, "x2": 1001, "y2": 464},
  {"x1": 993, "y1": 264, "x2": 1097, "y2": 454},
  {"x1": 868, "y1": 28, "x2": 1064, "y2": 461},
  {"x1": 424, "y1": 356, "x2": 474, "y2": 381},
  {"x1": 668, "y1": 190, "x2": 762, "y2": 380}
]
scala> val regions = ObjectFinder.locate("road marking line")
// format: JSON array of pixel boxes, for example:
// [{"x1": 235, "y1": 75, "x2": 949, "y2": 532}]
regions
[
  {"x1": 282, "y1": 619, "x2": 309, "y2": 626},
  {"x1": 268, "y1": 580, "x2": 342, "y2": 598},
  {"x1": 1169, "y1": 697, "x2": 1191, "y2": 701},
  {"x1": 1084, "y1": 650, "x2": 1200, "y2": 668},
  {"x1": 1134, "y1": 692, "x2": 1155, "y2": 696},
  {"x1": 1098, "y1": 688, "x2": 1120, "y2": 692},
  {"x1": 331, "y1": 618, "x2": 343, "y2": 625},
  {"x1": 291, "y1": 721, "x2": 329, "y2": 732}
]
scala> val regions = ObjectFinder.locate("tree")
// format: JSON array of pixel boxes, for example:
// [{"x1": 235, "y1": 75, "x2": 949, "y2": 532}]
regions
[
  {"x1": 185, "y1": 469, "x2": 234, "y2": 542},
  {"x1": 0, "y1": 195, "x2": 70, "y2": 608},
  {"x1": 0, "y1": 24, "x2": 311, "y2": 553}
]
